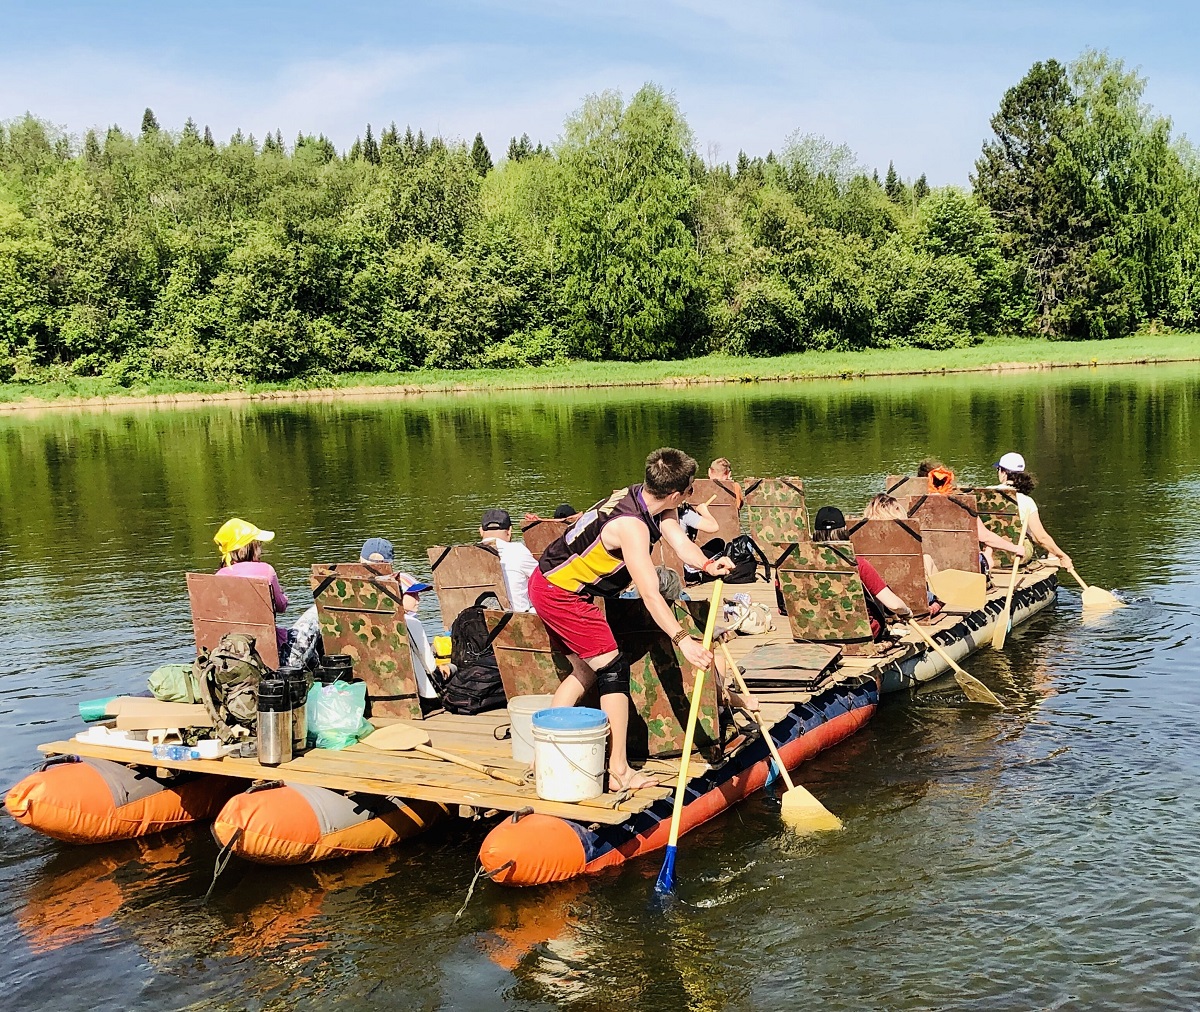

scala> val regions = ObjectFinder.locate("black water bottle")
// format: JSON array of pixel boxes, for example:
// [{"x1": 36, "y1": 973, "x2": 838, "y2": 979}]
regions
[
  {"x1": 277, "y1": 665, "x2": 308, "y2": 752},
  {"x1": 257, "y1": 675, "x2": 293, "y2": 767}
]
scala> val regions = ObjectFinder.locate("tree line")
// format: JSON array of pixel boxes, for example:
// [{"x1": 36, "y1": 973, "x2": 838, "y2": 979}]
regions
[{"x1": 0, "y1": 49, "x2": 1196, "y2": 384}]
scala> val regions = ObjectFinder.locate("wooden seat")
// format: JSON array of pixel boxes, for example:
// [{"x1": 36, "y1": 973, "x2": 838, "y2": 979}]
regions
[
  {"x1": 847, "y1": 517, "x2": 930, "y2": 617},
  {"x1": 484, "y1": 598, "x2": 722, "y2": 760},
  {"x1": 426, "y1": 543, "x2": 510, "y2": 628},
  {"x1": 902, "y1": 493, "x2": 981, "y2": 574},
  {"x1": 520, "y1": 519, "x2": 570, "y2": 561},
  {"x1": 763, "y1": 540, "x2": 882, "y2": 656},
  {"x1": 310, "y1": 571, "x2": 422, "y2": 720},
  {"x1": 884, "y1": 474, "x2": 935, "y2": 497},
  {"x1": 686, "y1": 478, "x2": 743, "y2": 547},
  {"x1": 743, "y1": 476, "x2": 809, "y2": 543},
  {"x1": 186, "y1": 572, "x2": 280, "y2": 669}
]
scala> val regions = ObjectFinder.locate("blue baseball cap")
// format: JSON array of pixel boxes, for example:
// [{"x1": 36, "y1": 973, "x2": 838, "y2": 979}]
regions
[{"x1": 360, "y1": 537, "x2": 395, "y2": 563}]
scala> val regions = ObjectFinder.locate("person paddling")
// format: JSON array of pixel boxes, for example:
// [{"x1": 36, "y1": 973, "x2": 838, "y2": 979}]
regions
[
  {"x1": 992, "y1": 452, "x2": 1072, "y2": 570},
  {"x1": 915, "y1": 458, "x2": 1027, "y2": 571},
  {"x1": 529, "y1": 448, "x2": 735, "y2": 792}
]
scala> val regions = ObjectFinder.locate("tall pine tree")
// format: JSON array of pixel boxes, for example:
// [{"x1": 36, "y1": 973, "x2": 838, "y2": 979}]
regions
[{"x1": 470, "y1": 132, "x2": 493, "y2": 175}]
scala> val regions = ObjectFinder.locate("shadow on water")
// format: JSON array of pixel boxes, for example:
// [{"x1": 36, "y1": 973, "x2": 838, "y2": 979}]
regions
[{"x1": 3, "y1": 363, "x2": 1200, "y2": 1008}]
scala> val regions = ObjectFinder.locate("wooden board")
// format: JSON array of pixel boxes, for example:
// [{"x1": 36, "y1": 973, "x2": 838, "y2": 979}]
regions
[
  {"x1": 686, "y1": 478, "x2": 743, "y2": 547},
  {"x1": 426, "y1": 543, "x2": 510, "y2": 628},
  {"x1": 185, "y1": 572, "x2": 280, "y2": 669},
  {"x1": 903, "y1": 494, "x2": 980, "y2": 574},
  {"x1": 846, "y1": 517, "x2": 930, "y2": 618},
  {"x1": 884, "y1": 475, "x2": 934, "y2": 497},
  {"x1": 520, "y1": 519, "x2": 569, "y2": 561}
]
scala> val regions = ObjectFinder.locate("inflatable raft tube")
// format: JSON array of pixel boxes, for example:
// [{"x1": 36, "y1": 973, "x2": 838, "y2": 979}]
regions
[
  {"x1": 5, "y1": 756, "x2": 241, "y2": 845},
  {"x1": 212, "y1": 783, "x2": 449, "y2": 865},
  {"x1": 480, "y1": 680, "x2": 877, "y2": 887}
]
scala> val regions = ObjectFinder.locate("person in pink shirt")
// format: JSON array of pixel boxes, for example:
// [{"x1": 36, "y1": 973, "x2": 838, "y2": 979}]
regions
[{"x1": 213, "y1": 518, "x2": 289, "y2": 652}]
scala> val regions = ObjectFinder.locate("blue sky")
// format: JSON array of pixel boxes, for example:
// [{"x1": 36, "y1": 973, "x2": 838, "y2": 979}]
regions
[{"x1": 2, "y1": 1, "x2": 1197, "y2": 183}]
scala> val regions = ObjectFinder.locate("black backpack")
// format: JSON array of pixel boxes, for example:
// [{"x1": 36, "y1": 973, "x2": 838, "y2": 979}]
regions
[{"x1": 442, "y1": 594, "x2": 507, "y2": 715}]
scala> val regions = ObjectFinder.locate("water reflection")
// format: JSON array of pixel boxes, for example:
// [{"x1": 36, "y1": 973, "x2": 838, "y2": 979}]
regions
[{"x1": 3, "y1": 364, "x2": 1200, "y2": 1008}]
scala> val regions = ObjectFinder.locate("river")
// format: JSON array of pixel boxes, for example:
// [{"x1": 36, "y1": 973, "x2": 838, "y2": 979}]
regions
[{"x1": 1, "y1": 363, "x2": 1198, "y2": 1010}]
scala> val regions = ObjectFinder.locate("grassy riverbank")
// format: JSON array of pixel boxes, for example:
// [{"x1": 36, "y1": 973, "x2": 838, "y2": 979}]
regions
[{"x1": 2, "y1": 333, "x2": 1198, "y2": 410}]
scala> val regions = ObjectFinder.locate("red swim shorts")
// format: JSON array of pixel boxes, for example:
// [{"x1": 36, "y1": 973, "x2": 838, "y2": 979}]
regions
[{"x1": 527, "y1": 569, "x2": 618, "y2": 659}]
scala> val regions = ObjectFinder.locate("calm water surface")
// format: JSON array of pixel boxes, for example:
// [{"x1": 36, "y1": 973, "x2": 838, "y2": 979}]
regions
[{"x1": 1, "y1": 365, "x2": 1199, "y2": 1010}]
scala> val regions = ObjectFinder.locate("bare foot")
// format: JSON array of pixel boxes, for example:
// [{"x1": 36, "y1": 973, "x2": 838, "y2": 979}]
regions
[
  {"x1": 725, "y1": 687, "x2": 760, "y2": 712},
  {"x1": 608, "y1": 767, "x2": 657, "y2": 792}
]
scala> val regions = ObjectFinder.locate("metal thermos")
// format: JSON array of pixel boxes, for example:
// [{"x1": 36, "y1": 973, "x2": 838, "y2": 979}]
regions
[
  {"x1": 257, "y1": 675, "x2": 293, "y2": 766},
  {"x1": 278, "y1": 665, "x2": 308, "y2": 752}
]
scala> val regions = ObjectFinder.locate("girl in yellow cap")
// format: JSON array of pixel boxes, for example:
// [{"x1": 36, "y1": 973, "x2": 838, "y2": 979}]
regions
[{"x1": 214, "y1": 518, "x2": 290, "y2": 653}]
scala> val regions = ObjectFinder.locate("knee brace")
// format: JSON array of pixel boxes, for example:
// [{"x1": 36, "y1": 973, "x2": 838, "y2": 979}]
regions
[{"x1": 594, "y1": 654, "x2": 631, "y2": 697}]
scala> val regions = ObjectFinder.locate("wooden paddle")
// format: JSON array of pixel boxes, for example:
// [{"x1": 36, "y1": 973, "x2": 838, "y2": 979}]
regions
[
  {"x1": 717, "y1": 640, "x2": 842, "y2": 831},
  {"x1": 656, "y1": 580, "x2": 723, "y2": 896},
  {"x1": 991, "y1": 514, "x2": 1030, "y2": 650},
  {"x1": 1065, "y1": 564, "x2": 1123, "y2": 610},
  {"x1": 909, "y1": 619, "x2": 1003, "y2": 708},
  {"x1": 362, "y1": 722, "x2": 527, "y2": 786}
]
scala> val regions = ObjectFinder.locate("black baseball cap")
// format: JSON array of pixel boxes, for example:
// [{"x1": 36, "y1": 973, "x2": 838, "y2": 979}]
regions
[
  {"x1": 813, "y1": 506, "x2": 846, "y2": 532},
  {"x1": 553, "y1": 503, "x2": 577, "y2": 519},
  {"x1": 481, "y1": 508, "x2": 512, "y2": 531}
]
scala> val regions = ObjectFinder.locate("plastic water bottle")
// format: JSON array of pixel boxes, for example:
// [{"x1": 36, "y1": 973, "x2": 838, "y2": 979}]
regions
[{"x1": 152, "y1": 743, "x2": 200, "y2": 761}]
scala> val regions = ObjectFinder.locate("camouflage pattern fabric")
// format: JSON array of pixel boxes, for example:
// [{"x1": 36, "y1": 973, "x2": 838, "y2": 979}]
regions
[
  {"x1": 964, "y1": 487, "x2": 1027, "y2": 567},
  {"x1": 765, "y1": 539, "x2": 881, "y2": 656},
  {"x1": 743, "y1": 476, "x2": 810, "y2": 543},
  {"x1": 485, "y1": 610, "x2": 575, "y2": 699},
  {"x1": 311, "y1": 573, "x2": 422, "y2": 720}
]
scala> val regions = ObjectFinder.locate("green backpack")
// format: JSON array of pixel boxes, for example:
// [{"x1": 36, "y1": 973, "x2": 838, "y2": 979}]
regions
[{"x1": 195, "y1": 633, "x2": 270, "y2": 742}]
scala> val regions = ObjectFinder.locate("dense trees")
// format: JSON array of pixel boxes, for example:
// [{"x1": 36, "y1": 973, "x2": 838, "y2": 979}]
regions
[{"x1": 0, "y1": 53, "x2": 1196, "y2": 384}]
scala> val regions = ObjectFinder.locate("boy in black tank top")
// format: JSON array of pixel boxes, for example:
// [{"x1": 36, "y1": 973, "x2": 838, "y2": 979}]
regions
[{"x1": 527, "y1": 448, "x2": 735, "y2": 792}]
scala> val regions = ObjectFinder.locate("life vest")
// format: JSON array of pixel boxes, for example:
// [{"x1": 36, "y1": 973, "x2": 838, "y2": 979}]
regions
[
  {"x1": 927, "y1": 467, "x2": 955, "y2": 494},
  {"x1": 539, "y1": 485, "x2": 663, "y2": 598}
]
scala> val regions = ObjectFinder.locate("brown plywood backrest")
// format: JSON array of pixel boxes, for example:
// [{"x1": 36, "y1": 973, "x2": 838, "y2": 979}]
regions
[
  {"x1": 846, "y1": 517, "x2": 929, "y2": 617},
  {"x1": 186, "y1": 572, "x2": 280, "y2": 669},
  {"x1": 903, "y1": 493, "x2": 981, "y2": 573},
  {"x1": 485, "y1": 610, "x2": 573, "y2": 699},
  {"x1": 426, "y1": 543, "x2": 511, "y2": 628},
  {"x1": 519, "y1": 519, "x2": 569, "y2": 561},
  {"x1": 650, "y1": 538, "x2": 686, "y2": 582},
  {"x1": 685, "y1": 478, "x2": 743, "y2": 547},
  {"x1": 884, "y1": 475, "x2": 935, "y2": 497}
]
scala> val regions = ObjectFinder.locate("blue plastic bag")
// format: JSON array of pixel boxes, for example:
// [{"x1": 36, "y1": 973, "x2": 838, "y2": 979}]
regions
[{"x1": 306, "y1": 681, "x2": 373, "y2": 750}]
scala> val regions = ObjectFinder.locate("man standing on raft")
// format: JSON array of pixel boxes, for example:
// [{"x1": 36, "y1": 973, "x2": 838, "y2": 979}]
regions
[{"x1": 529, "y1": 448, "x2": 735, "y2": 792}]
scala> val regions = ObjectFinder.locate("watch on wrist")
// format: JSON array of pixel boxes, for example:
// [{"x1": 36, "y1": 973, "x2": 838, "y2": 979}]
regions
[{"x1": 671, "y1": 629, "x2": 690, "y2": 647}]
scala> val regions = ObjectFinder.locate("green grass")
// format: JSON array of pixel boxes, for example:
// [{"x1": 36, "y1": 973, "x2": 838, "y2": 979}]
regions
[{"x1": 2, "y1": 333, "x2": 1198, "y2": 406}]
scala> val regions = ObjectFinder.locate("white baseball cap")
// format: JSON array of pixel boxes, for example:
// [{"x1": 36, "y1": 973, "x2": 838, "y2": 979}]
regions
[{"x1": 993, "y1": 452, "x2": 1026, "y2": 472}]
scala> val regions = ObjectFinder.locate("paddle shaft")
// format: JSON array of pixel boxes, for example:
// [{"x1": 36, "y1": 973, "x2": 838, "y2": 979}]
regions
[
  {"x1": 992, "y1": 514, "x2": 1030, "y2": 649},
  {"x1": 1066, "y1": 564, "x2": 1092, "y2": 591},
  {"x1": 717, "y1": 641, "x2": 794, "y2": 792},
  {"x1": 414, "y1": 743, "x2": 527, "y2": 786},
  {"x1": 909, "y1": 619, "x2": 971, "y2": 680},
  {"x1": 663, "y1": 581, "x2": 724, "y2": 852}
]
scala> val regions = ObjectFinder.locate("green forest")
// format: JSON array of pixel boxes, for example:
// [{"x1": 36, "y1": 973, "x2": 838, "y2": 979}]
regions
[{"x1": 1, "y1": 49, "x2": 1197, "y2": 385}]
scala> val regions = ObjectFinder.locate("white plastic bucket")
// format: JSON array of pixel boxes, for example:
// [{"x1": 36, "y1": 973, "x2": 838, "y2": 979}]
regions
[
  {"x1": 507, "y1": 694, "x2": 556, "y2": 764},
  {"x1": 532, "y1": 707, "x2": 609, "y2": 802}
]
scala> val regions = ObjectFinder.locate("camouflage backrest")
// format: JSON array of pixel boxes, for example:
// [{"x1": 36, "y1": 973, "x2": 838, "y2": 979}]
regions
[
  {"x1": 742, "y1": 476, "x2": 810, "y2": 543},
  {"x1": 902, "y1": 493, "x2": 981, "y2": 574},
  {"x1": 519, "y1": 519, "x2": 570, "y2": 561},
  {"x1": 311, "y1": 562, "x2": 394, "y2": 581},
  {"x1": 686, "y1": 478, "x2": 743, "y2": 547},
  {"x1": 310, "y1": 574, "x2": 422, "y2": 720},
  {"x1": 605, "y1": 597, "x2": 722, "y2": 761},
  {"x1": 764, "y1": 540, "x2": 878, "y2": 655},
  {"x1": 962, "y1": 487, "x2": 1024, "y2": 566},
  {"x1": 484, "y1": 609, "x2": 574, "y2": 699},
  {"x1": 426, "y1": 543, "x2": 511, "y2": 628},
  {"x1": 846, "y1": 517, "x2": 929, "y2": 617},
  {"x1": 185, "y1": 572, "x2": 280, "y2": 670}
]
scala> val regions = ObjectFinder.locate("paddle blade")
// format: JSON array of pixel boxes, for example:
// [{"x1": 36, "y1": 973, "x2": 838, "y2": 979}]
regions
[
  {"x1": 990, "y1": 615, "x2": 1009, "y2": 650},
  {"x1": 655, "y1": 845, "x2": 678, "y2": 895},
  {"x1": 953, "y1": 669, "x2": 1004, "y2": 708},
  {"x1": 361, "y1": 722, "x2": 430, "y2": 751},
  {"x1": 779, "y1": 785, "x2": 843, "y2": 833},
  {"x1": 1081, "y1": 585, "x2": 1124, "y2": 610}
]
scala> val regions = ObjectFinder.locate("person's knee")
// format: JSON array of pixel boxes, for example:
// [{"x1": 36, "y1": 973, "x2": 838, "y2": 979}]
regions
[{"x1": 593, "y1": 654, "x2": 631, "y2": 696}]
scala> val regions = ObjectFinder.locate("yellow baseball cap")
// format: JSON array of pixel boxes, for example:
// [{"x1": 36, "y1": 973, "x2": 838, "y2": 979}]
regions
[{"x1": 214, "y1": 518, "x2": 275, "y2": 563}]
